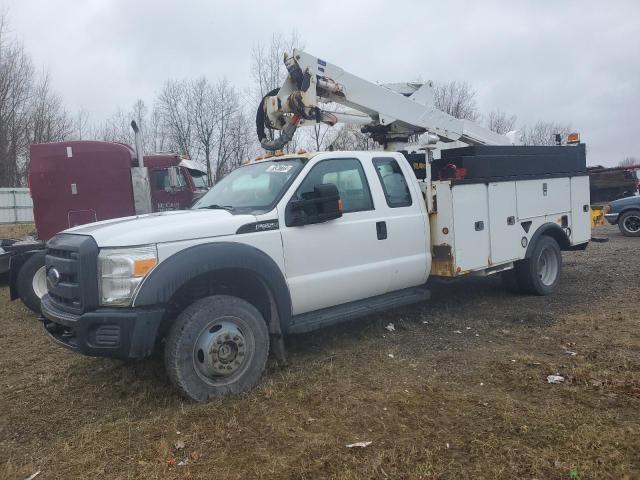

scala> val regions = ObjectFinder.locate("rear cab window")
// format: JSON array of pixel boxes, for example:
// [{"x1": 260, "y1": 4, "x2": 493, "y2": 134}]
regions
[{"x1": 373, "y1": 157, "x2": 413, "y2": 208}]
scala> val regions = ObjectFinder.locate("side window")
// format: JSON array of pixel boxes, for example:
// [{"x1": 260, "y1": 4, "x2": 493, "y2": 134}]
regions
[
  {"x1": 295, "y1": 158, "x2": 373, "y2": 213},
  {"x1": 373, "y1": 157, "x2": 412, "y2": 208},
  {"x1": 150, "y1": 168, "x2": 186, "y2": 191}
]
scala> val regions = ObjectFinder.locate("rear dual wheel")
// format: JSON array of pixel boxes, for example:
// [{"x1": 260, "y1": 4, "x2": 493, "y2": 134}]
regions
[{"x1": 501, "y1": 236, "x2": 562, "y2": 296}]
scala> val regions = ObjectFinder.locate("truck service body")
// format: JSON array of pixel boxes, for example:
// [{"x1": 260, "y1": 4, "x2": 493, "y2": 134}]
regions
[{"x1": 38, "y1": 50, "x2": 591, "y2": 401}]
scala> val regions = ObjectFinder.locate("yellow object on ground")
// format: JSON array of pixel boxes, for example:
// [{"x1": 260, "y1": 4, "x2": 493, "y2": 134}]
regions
[{"x1": 590, "y1": 206, "x2": 606, "y2": 228}]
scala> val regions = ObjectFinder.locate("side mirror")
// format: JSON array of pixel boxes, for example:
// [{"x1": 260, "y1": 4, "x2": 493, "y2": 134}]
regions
[
  {"x1": 167, "y1": 166, "x2": 182, "y2": 191},
  {"x1": 287, "y1": 183, "x2": 343, "y2": 227}
]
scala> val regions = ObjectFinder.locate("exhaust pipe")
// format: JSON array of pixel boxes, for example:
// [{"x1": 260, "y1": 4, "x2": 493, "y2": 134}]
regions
[
  {"x1": 131, "y1": 120, "x2": 145, "y2": 167},
  {"x1": 129, "y1": 120, "x2": 152, "y2": 214}
]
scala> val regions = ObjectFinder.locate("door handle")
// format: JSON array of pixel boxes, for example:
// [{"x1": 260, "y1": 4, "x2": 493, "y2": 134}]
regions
[{"x1": 376, "y1": 221, "x2": 387, "y2": 240}]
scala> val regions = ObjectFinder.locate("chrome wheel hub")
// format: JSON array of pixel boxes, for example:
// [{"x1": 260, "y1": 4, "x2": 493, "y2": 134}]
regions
[{"x1": 193, "y1": 320, "x2": 248, "y2": 379}]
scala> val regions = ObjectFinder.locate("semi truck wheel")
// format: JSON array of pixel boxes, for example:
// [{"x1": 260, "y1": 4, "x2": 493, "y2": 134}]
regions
[
  {"x1": 16, "y1": 251, "x2": 47, "y2": 314},
  {"x1": 515, "y1": 236, "x2": 562, "y2": 296},
  {"x1": 164, "y1": 295, "x2": 270, "y2": 402},
  {"x1": 618, "y1": 210, "x2": 640, "y2": 237}
]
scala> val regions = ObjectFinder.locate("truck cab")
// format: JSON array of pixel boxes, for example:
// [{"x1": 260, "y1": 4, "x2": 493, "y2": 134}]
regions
[
  {"x1": 40, "y1": 147, "x2": 590, "y2": 402},
  {"x1": 8, "y1": 141, "x2": 208, "y2": 315},
  {"x1": 29, "y1": 141, "x2": 208, "y2": 240}
]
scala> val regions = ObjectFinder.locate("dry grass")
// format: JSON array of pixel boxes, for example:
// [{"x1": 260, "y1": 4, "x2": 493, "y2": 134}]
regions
[
  {"x1": 1, "y1": 225, "x2": 639, "y2": 479},
  {"x1": 0, "y1": 223, "x2": 36, "y2": 240}
]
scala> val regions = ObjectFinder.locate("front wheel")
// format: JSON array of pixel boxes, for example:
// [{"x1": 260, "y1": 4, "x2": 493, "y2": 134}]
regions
[
  {"x1": 164, "y1": 295, "x2": 270, "y2": 402},
  {"x1": 618, "y1": 210, "x2": 640, "y2": 237},
  {"x1": 16, "y1": 251, "x2": 47, "y2": 314},
  {"x1": 515, "y1": 236, "x2": 562, "y2": 296}
]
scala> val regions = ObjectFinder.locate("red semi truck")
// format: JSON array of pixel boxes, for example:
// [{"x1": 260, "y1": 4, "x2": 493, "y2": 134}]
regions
[{"x1": 2, "y1": 123, "x2": 207, "y2": 313}]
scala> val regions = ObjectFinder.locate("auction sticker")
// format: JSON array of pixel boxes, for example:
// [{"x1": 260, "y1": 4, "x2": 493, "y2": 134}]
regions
[{"x1": 266, "y1": 164, "x2": 293, "y2": 173}]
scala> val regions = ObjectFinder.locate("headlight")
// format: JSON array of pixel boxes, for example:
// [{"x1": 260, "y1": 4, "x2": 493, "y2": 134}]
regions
[
  {"x1": 603, "y1": 204, "x2": 611, "y2": 214},
  {"x1": 98, "y1": 245, "x2": 158, "y2": 306}
]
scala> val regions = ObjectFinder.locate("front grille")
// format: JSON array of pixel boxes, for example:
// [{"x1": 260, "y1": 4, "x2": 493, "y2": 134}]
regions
[
  {"x1": 45, "y1": 234, "x2": 99, "y2": 314},
  {"x1": 47, "y1": 248, "x2": 81, "y2": 311}
]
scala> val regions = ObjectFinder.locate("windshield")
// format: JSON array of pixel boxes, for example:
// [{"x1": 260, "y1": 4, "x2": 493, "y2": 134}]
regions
[
  {"x1": 193, "y1": 159, "x2": 305, "y2": 213},
  {"x1": 189, "y1": 171, "x2": 208, "y2": 189}
]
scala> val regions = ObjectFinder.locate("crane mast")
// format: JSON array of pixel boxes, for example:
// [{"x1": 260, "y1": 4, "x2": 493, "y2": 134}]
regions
[{"x1": 257, "y1": 49, "x2": 517, "y2": 151}]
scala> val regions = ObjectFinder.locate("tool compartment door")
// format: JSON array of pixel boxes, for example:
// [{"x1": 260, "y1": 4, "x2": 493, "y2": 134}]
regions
[
  {"x1": 570, "y1": 175, "x2": 591, "y2": 244},
  {"x1": 516, "y1": 178, "x2": 571, "y2": 218},
  {"x1": 452, "y1": 184, "x2": 490, "y2": 272},
  {"x1": 488, "y1": 181, "x2": 521, "y2": 264}
]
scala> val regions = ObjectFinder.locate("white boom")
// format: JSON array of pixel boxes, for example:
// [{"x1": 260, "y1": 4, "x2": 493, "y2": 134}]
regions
[{"x1": 257, "y1": 49, "x2": 516, "y2": 151}]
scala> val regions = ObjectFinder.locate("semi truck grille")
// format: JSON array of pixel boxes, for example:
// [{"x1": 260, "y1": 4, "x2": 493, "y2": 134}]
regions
[{"x1": 45, "y1": 234, "x2": 99, "y2": 314}]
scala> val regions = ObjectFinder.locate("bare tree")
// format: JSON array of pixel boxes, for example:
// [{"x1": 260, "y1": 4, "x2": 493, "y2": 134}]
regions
[
  {"x1": 225, "y1": 110, "x2": 254, "y2": 175},
  {"x1": 27, "y1": 71, "x2": 73, "y2": 145},
  {"x1": 213, "y1": 78, "x2": 242, "y2": 181},
  {"x1": 96, "y1": 108, "x2": 133, "y2": 144},
  {"x1": 433, "y1": 81, "x2": 480, "y2": 121},
  {"x1": 0, "y1": 14, "x2": 34, "y2": 186},
  {"x1": 521, "y1": 121, "x2": 572, "y2": 146},
  {"x1": 250, "y1": 31, "x2": 302, "y2": 100},
  {"x1": 156, "y1": 80, "x2": 194, "y2": 159},
  {"x1": 486, "y1": 109, "x2": 517, "y2": 134},
  {"x1": 189, "y1": 77, "x2": 218, "y2": 185},
  {"x1": 329, "y1": 125, "x2": 379, "y2": 151},
  {"x1": 73, "y1": 108, "x2": 90, "y2": 140},
  {"x1": 619, "y1": 157, "x2": 638, "y2": 167}
]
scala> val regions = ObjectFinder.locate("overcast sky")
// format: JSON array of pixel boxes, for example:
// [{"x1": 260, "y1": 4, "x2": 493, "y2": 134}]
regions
[{"x1": 3, "y1": 0, "x2": 639, "y2": 166}]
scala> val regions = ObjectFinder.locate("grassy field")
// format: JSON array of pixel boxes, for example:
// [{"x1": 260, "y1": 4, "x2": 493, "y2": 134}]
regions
[{"x1": 0, "y1": 224, "x2": 638, "y2": 479}]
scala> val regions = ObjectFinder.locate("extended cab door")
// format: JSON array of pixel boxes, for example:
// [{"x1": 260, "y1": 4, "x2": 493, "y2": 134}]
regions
[
  {"x1": 279, "y1": 155, "x2": 392, "y2": 315},
  {"x1": 370, "y1": 155, "x2": 430, "y2": 292}
]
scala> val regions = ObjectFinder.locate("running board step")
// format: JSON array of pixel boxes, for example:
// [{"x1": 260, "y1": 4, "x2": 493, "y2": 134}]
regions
[{"x1": 288, "y1": 286, "x2": 430, "y2": 334}]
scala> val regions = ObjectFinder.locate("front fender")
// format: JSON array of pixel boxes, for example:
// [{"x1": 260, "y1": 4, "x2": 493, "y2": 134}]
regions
[{"x1": 133, "y1": 241, "x2": 292, "y2": 330}]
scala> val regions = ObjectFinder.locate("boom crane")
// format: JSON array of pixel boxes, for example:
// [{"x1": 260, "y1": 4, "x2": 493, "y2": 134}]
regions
[{"x1": 257, "y1": 49, "x2": 518, "y2": 151}]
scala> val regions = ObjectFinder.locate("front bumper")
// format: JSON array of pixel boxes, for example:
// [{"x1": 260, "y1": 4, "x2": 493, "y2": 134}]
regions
[
  {"x1": 604, "y1": 213, "x2": 619, "y2": 225},
  {"x1": 0, "y1": 250, "x2": 11, "y2": 275},
  {"x1": 41, "y1": 294, "x2": 164, "y2": 359}
]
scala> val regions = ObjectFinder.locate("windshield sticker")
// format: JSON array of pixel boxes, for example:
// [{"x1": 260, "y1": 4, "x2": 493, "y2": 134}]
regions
[{"x1": 266, "y1": 164, "x2": 293, "y2": 173}]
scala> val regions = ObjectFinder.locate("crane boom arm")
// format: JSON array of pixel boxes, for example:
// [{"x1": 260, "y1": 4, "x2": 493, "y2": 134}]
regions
[{"x1": 258, "y1": 49, "x2": 514, "y2": 151}]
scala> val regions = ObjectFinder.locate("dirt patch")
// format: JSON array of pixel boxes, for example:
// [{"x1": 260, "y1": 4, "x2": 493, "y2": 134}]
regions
[{"x1": 1, "y1": 225, "x2": 638, "y2": 479}]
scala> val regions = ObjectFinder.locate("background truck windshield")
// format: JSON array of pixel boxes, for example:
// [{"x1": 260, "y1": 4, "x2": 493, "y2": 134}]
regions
[{"x1": 193, "y1": 159, "x2": 304, "y2": 213}]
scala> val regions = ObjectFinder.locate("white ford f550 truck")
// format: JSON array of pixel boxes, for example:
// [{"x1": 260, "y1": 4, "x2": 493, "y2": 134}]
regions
[{"x1": 40, "y1": 50, "x2": 591, "y2": 401}]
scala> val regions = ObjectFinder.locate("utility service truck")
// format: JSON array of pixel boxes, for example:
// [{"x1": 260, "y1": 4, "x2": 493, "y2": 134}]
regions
[{"x1": 40, "y1": 51, "x2": 591, "y2": 402}]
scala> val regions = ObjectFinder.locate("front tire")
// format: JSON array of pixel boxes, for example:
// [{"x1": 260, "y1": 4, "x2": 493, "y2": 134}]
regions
[
  {"x1": 16, "y1": 251, "x2": 47, "y2": 314},
  {"x1": 515, "y1": 236, "x2": 562, "y2": 295},
  {"x1": 618, "y1": 210, "x2": 640, "y2": 237},
  {"x1": 164, "y1": 295, "x2": 270, "y2": 402}
]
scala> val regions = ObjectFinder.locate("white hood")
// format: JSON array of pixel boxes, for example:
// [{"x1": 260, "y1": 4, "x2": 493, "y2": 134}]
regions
[{"x1": 65, "y1": 210, "x2": 256, "y2": 247}]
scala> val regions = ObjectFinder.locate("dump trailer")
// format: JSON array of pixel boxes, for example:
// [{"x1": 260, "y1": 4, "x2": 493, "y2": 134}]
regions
[{"x1": 3, "y1": 124, "x2": 207, "y2": 314}]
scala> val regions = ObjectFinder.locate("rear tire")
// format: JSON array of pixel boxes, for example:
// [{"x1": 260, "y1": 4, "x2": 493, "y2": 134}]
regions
[
  {"x1": 164, "y1": 295, "x2": 269, "y2": 402},
  {"x1": 618, "y1": 210, "x2": 640, "y2": 237},
  {"x1": 16, "y1": 251, "x2": 47, "y2": 314},
  {"x1": 515, "y1": 236, "x2": 562, "y2": 296}
]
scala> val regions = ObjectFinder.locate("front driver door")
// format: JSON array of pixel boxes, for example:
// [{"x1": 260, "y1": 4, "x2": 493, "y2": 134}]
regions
[{"x1": 279, "y1": 156, "x2": 391, "y2": 315}]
